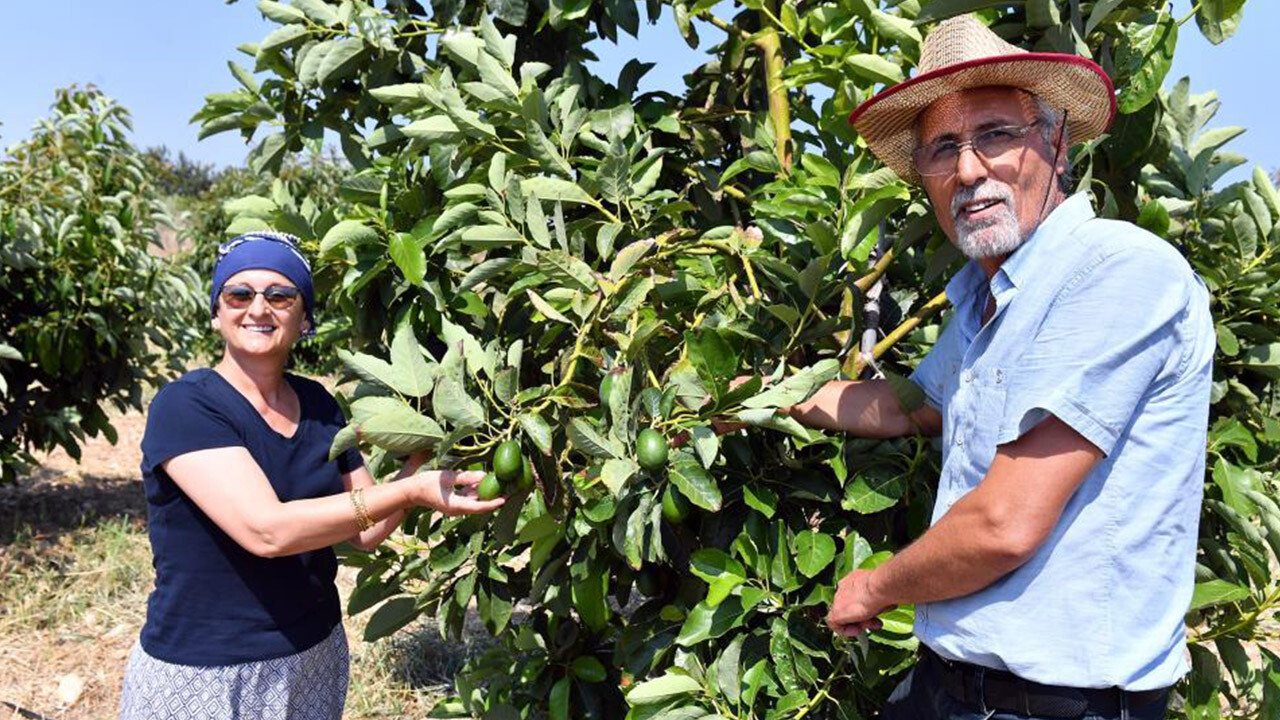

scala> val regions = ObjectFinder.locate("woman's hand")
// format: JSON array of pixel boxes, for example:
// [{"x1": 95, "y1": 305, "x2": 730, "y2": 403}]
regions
[{"x1": 406, "y1": 469, "x2": 506, "y2": 515}]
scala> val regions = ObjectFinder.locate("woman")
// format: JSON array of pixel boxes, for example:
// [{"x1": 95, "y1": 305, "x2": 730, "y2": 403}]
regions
[{"x1": 119, "y1": 231, "x2": 502, "y2": 719}]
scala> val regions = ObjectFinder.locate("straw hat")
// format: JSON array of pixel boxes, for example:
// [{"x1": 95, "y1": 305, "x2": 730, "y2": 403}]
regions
[{"x1": 848, "y1": 14, "x2": 1115, "y2": 184}]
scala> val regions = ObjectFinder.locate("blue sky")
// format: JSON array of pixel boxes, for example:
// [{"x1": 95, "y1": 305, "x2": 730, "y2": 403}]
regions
[{"x1": 1, "y1": 1, "x2": 1273, "y2": 185}]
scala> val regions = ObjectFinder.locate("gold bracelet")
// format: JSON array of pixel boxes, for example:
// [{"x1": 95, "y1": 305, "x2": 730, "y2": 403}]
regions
[{"x1": 350, "y1": 488, "x2": 374, "y2": 531}]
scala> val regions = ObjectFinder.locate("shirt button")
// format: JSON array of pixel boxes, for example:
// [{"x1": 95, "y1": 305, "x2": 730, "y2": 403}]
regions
[
  {"x1": 962, "y1": 370, "x2": 974, "y2": 384},
  {"x1": 994, "y1": 369, "x2": 1005, "y2": 384},
  {"x1": 954, "y1": 432, "x2": 965, "y2": 446}
]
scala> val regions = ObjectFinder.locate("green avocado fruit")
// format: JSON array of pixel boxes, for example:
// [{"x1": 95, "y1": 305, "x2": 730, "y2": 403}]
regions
[
  {"x1": 636, "y1": 428, "x2": 669, "y2": 472},
  {"x1": 477, "y1": 472, "x2": 503, "y2": 501},
  {"x1": 599, "y1": 372, "x2": 616, "y2": 413},
  {"x1": 518, "y1": 456, "x2": 536, "y2": 491},
  {"x1": 493, "y1": 440, "x2": 523, "y2": 482},
  {"x1": 661, "y1": 484, "x2": 692, "y2": 523}
]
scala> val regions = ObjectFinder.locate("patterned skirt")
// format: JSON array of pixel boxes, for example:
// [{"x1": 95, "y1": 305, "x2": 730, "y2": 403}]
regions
[{"x1": 118, "y1": 623, "x2": 349, "y2": 720}]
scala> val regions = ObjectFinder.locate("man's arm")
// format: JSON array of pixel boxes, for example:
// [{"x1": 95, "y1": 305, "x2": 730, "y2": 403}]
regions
[
  {"x1": 826, "y1": 415, "x2": 1101, "y2": 634},
  {"x1": 786, "y1": 379, "x2": 943, "y2": 438}
]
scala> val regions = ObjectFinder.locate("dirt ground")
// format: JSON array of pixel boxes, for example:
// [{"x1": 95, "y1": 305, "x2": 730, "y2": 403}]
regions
[{"x1": 0, "y1": 410, "x2": 478, "y2": 720}]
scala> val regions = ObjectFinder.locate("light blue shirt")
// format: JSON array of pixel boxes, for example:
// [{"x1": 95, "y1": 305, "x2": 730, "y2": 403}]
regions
[{"x1": 910, "y1": 193, "x2": 1215, "y2": 691}]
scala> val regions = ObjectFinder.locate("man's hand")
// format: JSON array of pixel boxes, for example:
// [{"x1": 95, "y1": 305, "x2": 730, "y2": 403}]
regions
[{"x1": 826, "y1": 569, "x2": 893, "y2": 637}]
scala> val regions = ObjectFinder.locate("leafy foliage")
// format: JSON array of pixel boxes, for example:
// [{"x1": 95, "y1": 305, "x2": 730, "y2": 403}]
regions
[
  {"x1": 204, "y1": 0, "x2": 1274, "y2": 717},
  {"x1": 0, "y1": 86, "x2": 203, "y2": 482}
]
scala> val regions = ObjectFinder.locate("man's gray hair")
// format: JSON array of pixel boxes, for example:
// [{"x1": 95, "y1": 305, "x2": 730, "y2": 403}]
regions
[{"x1": 1032, "y1": 95, "x2": 1073, "y2": 194}]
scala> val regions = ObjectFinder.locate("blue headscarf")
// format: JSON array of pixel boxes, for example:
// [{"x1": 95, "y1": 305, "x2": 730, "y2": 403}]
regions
[{"x1": 210, "y1": 231, "x2": 316, "y2": 337}]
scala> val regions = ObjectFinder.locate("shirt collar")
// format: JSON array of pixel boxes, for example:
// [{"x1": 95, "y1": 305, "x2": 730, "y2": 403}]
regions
[
  {"x1": 996, "y1": 192, "x2": 1095, "y2": 290},
  {"x1": 942, "y1": 192, "x2": 1095, "y2": 305}
]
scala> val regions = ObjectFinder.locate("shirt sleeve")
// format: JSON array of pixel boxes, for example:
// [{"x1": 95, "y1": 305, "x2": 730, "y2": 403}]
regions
[
  {"x1": 140, "y1": 380, "x2": 243, "y2": 475},
  {"x1": 996, "y1": 247, "x2": 1191, "y2": 456},
  {"x1": 910, "y1": 314, "x2": 962, "y2": 411}
]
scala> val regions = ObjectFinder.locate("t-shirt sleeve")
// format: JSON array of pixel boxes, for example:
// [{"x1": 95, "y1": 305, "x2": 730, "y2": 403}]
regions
[
  {"x1": 996, "y1": 248, "x2": 1190, "y2": 456},
  {"x1": 140, "y1": 380, "x2": 244, "y2": 475},
  {"x1": 909, "y1": 315, "x2": 961, "y2": 411}
]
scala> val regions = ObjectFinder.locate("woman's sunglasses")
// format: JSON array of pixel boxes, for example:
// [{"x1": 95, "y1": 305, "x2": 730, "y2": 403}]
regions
[{"x1": 220, "y1": 284, "x2": 301, "y2": 311}]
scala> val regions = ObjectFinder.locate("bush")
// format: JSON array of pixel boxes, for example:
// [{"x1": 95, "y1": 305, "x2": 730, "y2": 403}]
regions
[
  {"x1": 0, "y1": 86, "x2": 204, "y2": 481},
  {"x1": 203, "y1": 1, "x2": 1277, "y2": 717}
]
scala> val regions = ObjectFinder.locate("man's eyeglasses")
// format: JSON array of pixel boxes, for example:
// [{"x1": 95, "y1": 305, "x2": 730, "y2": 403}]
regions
[
  {"x1": 220, "y1": 284, "x2": 301, "y2": 311},
  {"x1": 912, "y1": 120, "x2": 1045, "y2": 178}
]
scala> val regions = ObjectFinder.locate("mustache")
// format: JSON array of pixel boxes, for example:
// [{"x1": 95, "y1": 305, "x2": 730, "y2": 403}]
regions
[{"x1": 950, "y1": 184, "x2": 1014, "y2": 220}]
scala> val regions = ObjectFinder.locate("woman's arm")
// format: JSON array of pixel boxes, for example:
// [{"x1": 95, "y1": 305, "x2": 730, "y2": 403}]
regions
[
  {"x1": 342, "y1": 453, "x2": 428, "y2": 551},
  {"x1": 163, "y1": 447, "x2": 502, "y2": 558}
]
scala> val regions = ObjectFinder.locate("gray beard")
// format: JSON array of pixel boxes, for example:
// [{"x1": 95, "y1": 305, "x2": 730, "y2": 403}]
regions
[{"x1": 950, "y1": 184, "x2": 1027, "y2": 259}]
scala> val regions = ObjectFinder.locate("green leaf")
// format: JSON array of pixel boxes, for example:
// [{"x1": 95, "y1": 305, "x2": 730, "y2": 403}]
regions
[
  {"x1": 743, "y1": 485, "x2": 777, "y2": 518},
  {"x1": 608, "y1": 239, "x2": 655, "y2": 281},
  {"x1": 459, "y1": 257, "x2": 518, "y2": 292},
  {"x1": 527, "y1": 290, "x2": 573, "y2": 325},
  {"x1": 476, "y1": 50, "x2": 519, "y2": 98},
  {"x1": 521, "y1": 176, "x2": 597, "y2": 206},
  {"x1": 690, "y1": 549, "x2": 746, "y2": 607},
  {"x1": 568, "y1": 418, "x2": 623, "y2": 458},
  {"x1": 1085, "y1": 0, "x2": 1125, "y2": 35},
  {"x1": 538, "y1": 250, "x2": 597, "y2": 292},
  {"x1": 390, "y1": 319, "x2": 435, "y2": 397},
  {"x1": 249, "y1": 132, "x2": 288, "y2": 174},
  {"x1": 601, "y1": 458, "x2": 639, "y2": 496},
  {"x1": 223, "y1": 194, "x2": 277, "y2": 219},
  {"x1": 317, "y1": 37, "x2": 366, "y2": 85},
  {"x1": 328, "y1": 422, "x2": 359, "y2": 461},
  {"x1": 915, "y1": 0, "x2": 1014, "y2": 24},
  {"x1": 363, "y1": 596, "x2": 418, "y2": 641},
  {"x1": 677, "y1": 596, "x2": 748, "y2": 646},
  {"x1": 337, "y1": 349, "x2": 399, "y2": 390},
  {"x1": 1115, "y1": 12, "x2": 1177, "y2": 114},
  {"x1": 228, "y1": 61, "x2": 260, "y2": 95},
  {"x1": 292, "y1": 0, "x2": 339, "y2": 25},
  {"x1": 258, "y1": 23, "x2": 310, "y2": 53},
  {"x1": 670, "y1": 453, "x2": 722, "y2": 511},
  {"x1": 360, "y1": 404, "x2": 445, "y2": 452},
  {"x1": 1196, "y1": 0, "x2": 1246, "y2": 45},
  {"x1": 0, "y1": 343, "x2": 21, "y2": 361},
  {"x1": 842, "y1": 465, "x2": 905, "y2": 514},
  {"x1": 401, "y1": 116, "x2": 462, "y2": 143},
  {"x1": 845, "y1": 53, "x2": 905, "y2": 85},
  {"x1": 257, "y1": 0, "x2": 307, "y2": 23},
  {"x1": 793, "y1": 531, "x2": 836, "y2": 577},
  {"x1": 686, "y1": 329, "x2": 738, "y2": 384},
  {"x1": 433, "y1": 349, "x2": 486, "y2": 430},
  {"x1": 459, "y1": 225, "x2": 523, "y2": 249},
  {"x1": 388, "y1": 232, "x2": 425, "y2": 285},
  {"x1": 549, "y1": 677, "x2": 571, "y2": 720},
  {"x1": 518, "y1": 412, "x2": 554, "y2": 455},
  {"x1": 741, "y1": 359, "x2": 840, "y2": 409},
  {"x1": 320, "y1": 220, "x2": 379, "y2": 258},
  {"x1": 689, "y1": 426, "x2": 718, "y2": 469},
  {"x1": 1189, "y1": 579, "x2": 1250, "y2": 611},
  {"x1": 626, "y1": 673, "x2": 701, "y2": 705}
]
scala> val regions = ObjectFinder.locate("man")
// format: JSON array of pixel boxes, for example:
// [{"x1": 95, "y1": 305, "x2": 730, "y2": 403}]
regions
[{"x1": 790, "y1": 15, "x2": 1214, "y2": 720}]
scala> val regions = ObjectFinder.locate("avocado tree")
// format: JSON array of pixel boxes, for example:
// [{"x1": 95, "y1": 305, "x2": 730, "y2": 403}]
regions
[
  {"x1": 203, "y1": 0, "x2": 1277, "y2": 717},
  {"x1": 0, "y1": 86, "x2": 204, "y2": 483}
]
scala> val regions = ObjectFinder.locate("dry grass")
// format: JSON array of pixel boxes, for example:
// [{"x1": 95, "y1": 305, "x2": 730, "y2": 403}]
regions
[{"x1": 0, "y1": 409, "x2": 484, "y2": 719}]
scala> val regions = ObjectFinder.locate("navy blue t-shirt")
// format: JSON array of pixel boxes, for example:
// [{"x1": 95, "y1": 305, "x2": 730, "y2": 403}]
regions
[{"x1": 138, "y1": 368, "x2": 363, "y2": 666}]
